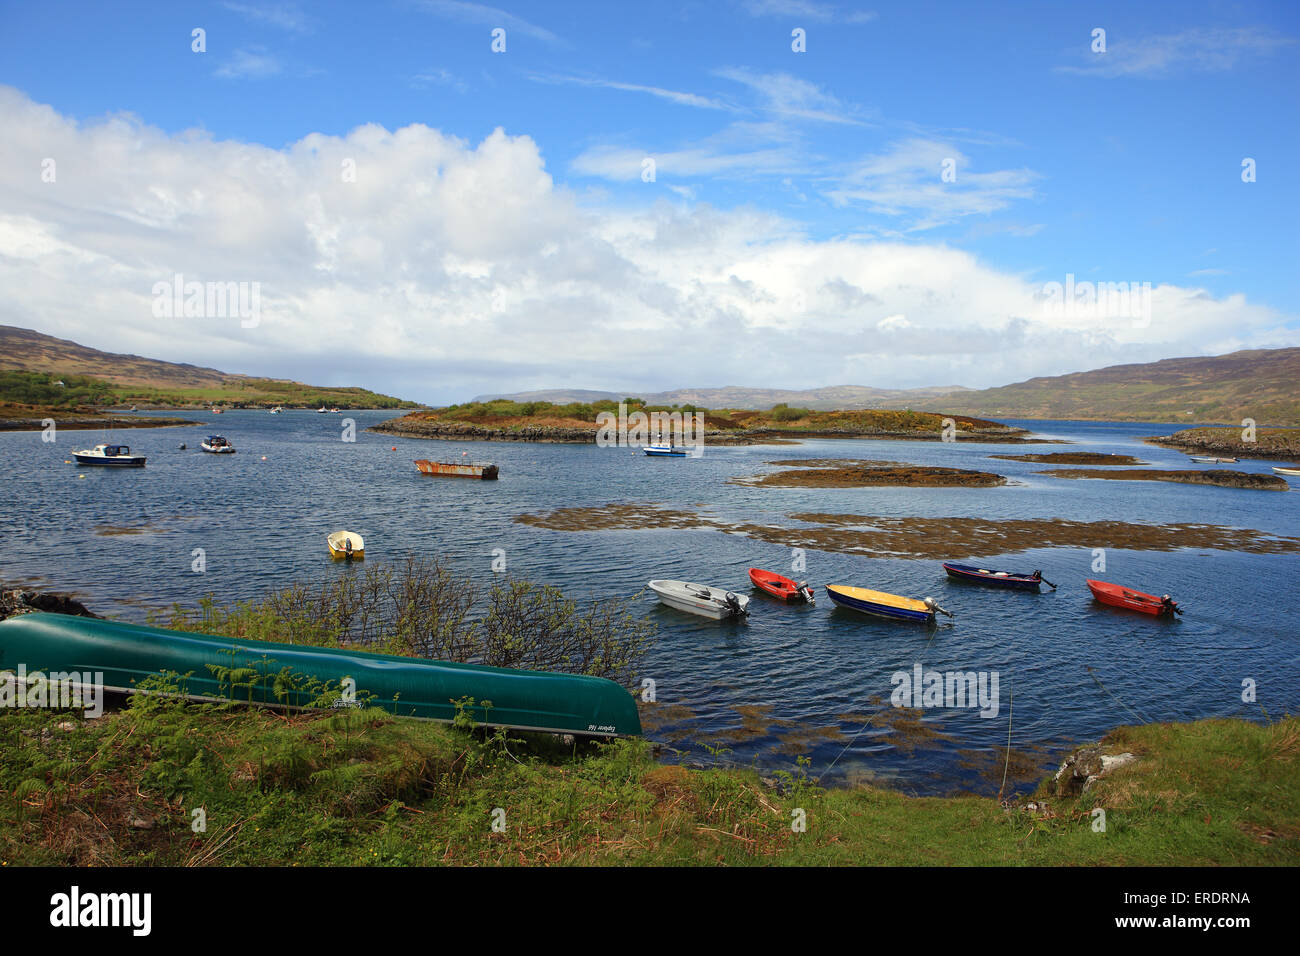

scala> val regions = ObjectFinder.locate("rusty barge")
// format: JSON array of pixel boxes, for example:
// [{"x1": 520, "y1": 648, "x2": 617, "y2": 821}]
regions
[{"x1": 415, "y1": 459, "x2": 499, "y2": 480}]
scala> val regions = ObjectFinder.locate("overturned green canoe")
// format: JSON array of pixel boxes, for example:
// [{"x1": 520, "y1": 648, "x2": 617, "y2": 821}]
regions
[{"x1": 0, "y1": 612, "x2": 641, "y2": 737}]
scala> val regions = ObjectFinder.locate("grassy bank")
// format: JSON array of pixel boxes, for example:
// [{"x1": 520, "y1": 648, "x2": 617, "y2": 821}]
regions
[
  {"x1": 2, "y1": 694, "x2": 1293, "y2": 865},
  {"x1": 0, "y1": 369, "x2": 415, "y2": 414}
]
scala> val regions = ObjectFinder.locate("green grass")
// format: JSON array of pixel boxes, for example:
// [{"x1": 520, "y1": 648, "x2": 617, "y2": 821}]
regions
[
  {"x1": 2, "y1": 693, "x2": 1293, "y2": 866},
  {"x1": 0, "y1": 369, "x2": 415, "y2": 412}
]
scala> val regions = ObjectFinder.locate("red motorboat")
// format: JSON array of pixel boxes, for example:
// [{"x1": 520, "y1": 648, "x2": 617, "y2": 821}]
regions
[
  {"x1": 748, "y1": 568, "x2": 815, "y2": 603},
  {"x1": 1087, "y1": 579, "x2": 1181, "y2": 617}
]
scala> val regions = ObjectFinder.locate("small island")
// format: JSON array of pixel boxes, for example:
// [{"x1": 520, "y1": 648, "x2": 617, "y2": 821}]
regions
[
  {"x1": 1146, "y1": 426, "x2": 1300, "y2": 460},
  {"x1": 731, "y1": 459, "x2": 1008, "y2": 488},
  {"x1": 371, "y1": 399, "x2": 1044, "y2": 446},
  {"x1": 1039, "y1": 468, "x2": 1289, "y2": 491},
  {"x1": 991, "y1": 452, "x2": 1145, "y2": 465}
]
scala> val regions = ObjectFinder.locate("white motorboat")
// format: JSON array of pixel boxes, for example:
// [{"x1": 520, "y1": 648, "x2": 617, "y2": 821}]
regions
[
  {"x1": 200, "y1": 435, "x2": 236, "y2": 454},
  {"x1": 72, "y1": 443, "x2": 146, "y2": 467},
  {"x1": 1272, "y1": 466, "x2": 1300, "y2": 477},
  {"x1": 648, "y1": 579, "x2": 749, "y2": 620},
  {"x1": 643, "y1": 444, "x2": 688, "y2": 457}
]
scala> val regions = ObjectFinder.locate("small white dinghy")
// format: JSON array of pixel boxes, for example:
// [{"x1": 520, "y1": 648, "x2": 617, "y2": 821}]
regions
[
  {"x1": 648, "y1": 579, "x2": 749, "y2": 620},
  {"x1": 327, "y1": 530, "x2": 364, "y2": 560}
]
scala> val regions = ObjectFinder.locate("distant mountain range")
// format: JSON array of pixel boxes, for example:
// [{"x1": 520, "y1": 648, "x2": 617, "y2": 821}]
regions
[
  {"x1": 477, "y1": 347, "x2": 1300, "y2": 425},
  {"x1": 471, "y1": 384, "x2": 970, "y2": 410}
]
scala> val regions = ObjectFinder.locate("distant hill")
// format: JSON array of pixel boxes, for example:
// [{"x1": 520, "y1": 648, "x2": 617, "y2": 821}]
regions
[
  {"x1": 474, "y1": 384, "x2": 970, "y2": 411},
  {"x1": 481, "y1": 348, "x2": 1300, "y2": 425},
  {"x1": 905, "y1": 348, "x2": 1300, "y2": 425},
  {"x1": 0, "y1": 325, "x2": 416, "y2": 409}
]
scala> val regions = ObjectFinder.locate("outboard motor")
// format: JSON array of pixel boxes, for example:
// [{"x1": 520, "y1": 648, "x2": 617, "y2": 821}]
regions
[
  {"x1": 724, "y1": 591, "x2": 746, "y2": 618},
  {"x1": 923, "y1": 596, "x2": 953, "y2": 619},
  {"x1": 796, "y1": 581, "x2": 815, "y2": 603}
]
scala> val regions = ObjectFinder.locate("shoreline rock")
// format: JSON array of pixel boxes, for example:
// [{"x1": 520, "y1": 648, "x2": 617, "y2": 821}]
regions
[
  {"x1": 0, "y1": 587, "x2": 102, "y2": 623},
  {"x1": 0, "y1": 415, "x2": 200, "y2": 432},
  {"x1": 1146, "y1": 427, "x2": 1300, "y2": 461},
  {"x1": 1055, "y1": 746, "x2": 1139, "y2": 797}
]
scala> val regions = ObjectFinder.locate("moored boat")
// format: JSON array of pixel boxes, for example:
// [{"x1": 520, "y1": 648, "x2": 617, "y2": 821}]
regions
[
  {"x1": 72, "y1": 443, "x2": 146, "y2": 467},
  {"x1": 825, "y1": 585, "x2": 950, "y2": 623},
  {"x1": 415, "y1": 459, "x2": 499, "y2": 480},
  {"x1": 748, "y1": 568, "x2": 814, "y2": 603},
  {"x1": 327, "y1": 530, "x2": 364, "y2": 559},
  {"x1": 1086, "y1": 579, "x2": 1180, "y2": 616},
  {"x1": 942, "y1": 563, "x2": 1053, "y2": 590},
  {"x1": 648, "y1": 580, "x2": 749, "y2": 620},
  {"x1": 269, "y1": 406, "x2": 282, "y2": 414},
  {"x1": 0, "y1": 612, "x2": 641, "y2": 737},
  {"x1": 643, "y1": 443, "x2": 688, "y2": 457},
  {"x1": 200, "y1": 435, "x2": 236, "y2": 454},
  {"x1": 1189, "y1": 455, "x2": 1238, "y2": 463},
  {"x1": 1271, "y1": 466, "x2": 1300, "y2": 477}
]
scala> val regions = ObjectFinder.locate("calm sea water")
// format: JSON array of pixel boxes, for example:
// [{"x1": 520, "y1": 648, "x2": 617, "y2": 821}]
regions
[{"x1": 2, "y1": 410, "x2": 1297, "y2": 795}]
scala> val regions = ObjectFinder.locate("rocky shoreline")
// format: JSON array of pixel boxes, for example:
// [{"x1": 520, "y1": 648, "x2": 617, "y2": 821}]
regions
[
  {"x1": 1146, "y1": 426, "x2": 1300, "y2": 462},
  {"x1": 0, "y1": 415, "x2": 200, "y2": 432},
  {"x1": 0, "y1": 586, "x2": 100, "y2": 622}
]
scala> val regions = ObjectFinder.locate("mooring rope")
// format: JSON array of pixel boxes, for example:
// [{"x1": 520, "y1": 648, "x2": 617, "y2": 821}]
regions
[
  {"x1": 1085, "y1": 665, "x2": 1150, "y2": 724},
  {"x1": 997, "y1": 682, "x2": 1014, "y2": 802}
]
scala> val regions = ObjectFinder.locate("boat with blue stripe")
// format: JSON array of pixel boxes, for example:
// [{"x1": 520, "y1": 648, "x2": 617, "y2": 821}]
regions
[
  {"x1": 942, "y1": 563, "x2": 1053, "y2": 591},
  {"x1": 825, "y1": 585, "x2": 950, "y2": 624}
]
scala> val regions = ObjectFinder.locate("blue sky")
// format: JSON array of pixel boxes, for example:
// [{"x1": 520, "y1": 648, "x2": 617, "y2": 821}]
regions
[{"x1": 1, "y1": 1, "x2": 1297, "y2": 402}]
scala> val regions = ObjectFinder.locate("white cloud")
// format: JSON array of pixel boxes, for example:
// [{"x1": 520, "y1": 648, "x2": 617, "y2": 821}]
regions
[
  {"x1": 0, "y1": 87, "x2": 1292, "y2": 402},
  {"x1": 215, "y1": 47, "x2": 283, "y2": 80},
  {"x1": 529, "y1": 73, "x2": 733, "y2": 111},
  {"x1": 826, "y1": 138, "x2": 1038, "y2": 230},
  {"x1": 412, "y1": 68, "x2": 469, "y2": 93},
  {"x1": 223, "y1": 2, "x2": 311, "y2": 33},
  {"x1": 741, "y1": 1, "x2": 877, "y2": 23},
  {"x1": 715, "y1": 68, "x2": 869, "y2": 125},
  {"x1": 418, "y1": 0, "x2": 561, "y2": 44},
  {"x1": 1057, "y1": 26, "x2": 1294, "y2": 78}
]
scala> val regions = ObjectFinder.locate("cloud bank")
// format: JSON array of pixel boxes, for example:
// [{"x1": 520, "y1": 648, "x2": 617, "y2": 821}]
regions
[{"x1": 0, "y1": 87, "x2": 1292, "y2": 403}]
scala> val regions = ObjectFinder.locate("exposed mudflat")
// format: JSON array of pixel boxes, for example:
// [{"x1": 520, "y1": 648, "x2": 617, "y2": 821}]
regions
[
  {"x1": 731, "y1": 458, "x2": 1007, "y2": 488},
  {"x1": 1039, "y1": 468, "x2": 1289, "y2": 491},
  {"x1": 991, "y1": 452, "x2": 1145, "y2": 465},
  {"x1": 514, "y1": 503, "x2": 1300, "y2": 559}
]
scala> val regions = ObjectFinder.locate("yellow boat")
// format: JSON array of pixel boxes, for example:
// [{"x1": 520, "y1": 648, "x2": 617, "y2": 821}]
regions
[
  {"x1": 327, "y1": 530, "x2": 364, "y2": 560},
  {"x1": 825, "y1": 584, "x2": 950, "y2": 623}
]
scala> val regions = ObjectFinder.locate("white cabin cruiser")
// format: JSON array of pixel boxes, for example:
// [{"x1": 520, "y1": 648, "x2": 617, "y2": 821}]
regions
[{"x1": 72, "y1": 443, "x2": 146, "y2": 467}]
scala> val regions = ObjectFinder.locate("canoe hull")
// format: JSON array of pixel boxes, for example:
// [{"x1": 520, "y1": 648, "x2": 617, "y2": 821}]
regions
[
  {"x1": 1087, "y1": 579, "x2": 1178, "y2": 616},
  {"x1": 0, "y1": 613, "x2": 641, "y2": 737},
  {"x1": 942, "y1": 563, "x2": 1040, "y2": 591},
  {"x1": 825, "y1": 585, "x2": 934, "y2": 624}
]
